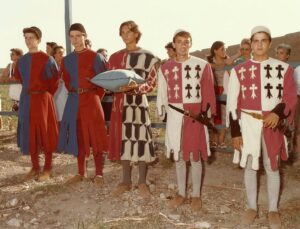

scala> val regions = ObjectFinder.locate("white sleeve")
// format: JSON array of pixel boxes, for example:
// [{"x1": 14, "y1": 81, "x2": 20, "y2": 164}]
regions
[
  {"x1": 293, "y1": 66, "x2": 300, "y2": 95},
  {"x1": 226, "y1": 68, "x2": 240, "y2": 127},
  {"x1": 156, "y1": 67, "x2": 168, "y2": 120}
]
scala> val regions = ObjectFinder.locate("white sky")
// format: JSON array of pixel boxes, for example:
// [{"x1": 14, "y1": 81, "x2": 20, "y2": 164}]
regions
[{"x1": 1, "y1": 0, "x2": 300, "y2": 66}]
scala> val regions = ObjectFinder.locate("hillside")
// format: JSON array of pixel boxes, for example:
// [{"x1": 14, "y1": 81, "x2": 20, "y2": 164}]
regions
[{"x1": 191, "y1": 31, "x2": 300, "y2": 62}]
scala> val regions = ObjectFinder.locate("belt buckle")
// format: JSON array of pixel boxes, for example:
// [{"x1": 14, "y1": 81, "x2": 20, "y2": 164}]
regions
[{"x1": 77, "y1": 88, "x2": 84, "y2": 94}]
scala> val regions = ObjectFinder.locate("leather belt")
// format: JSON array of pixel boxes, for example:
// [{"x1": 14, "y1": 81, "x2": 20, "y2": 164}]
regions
[
  {"x1": 69, "y1": 88, "x2": 97, "y2": 94},
  {"x1": 241, "y1": 110, "x2": 263, "y2": 120}
]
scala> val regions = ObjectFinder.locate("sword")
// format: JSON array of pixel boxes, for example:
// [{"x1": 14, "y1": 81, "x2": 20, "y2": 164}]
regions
[{"x1": 168, "y1": 104, "x2": 218, "y2": 133}]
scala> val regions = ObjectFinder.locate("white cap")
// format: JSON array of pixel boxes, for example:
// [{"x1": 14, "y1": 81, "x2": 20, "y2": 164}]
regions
[
  {"x1": 251, "y1": 26, "x2": 271, "y2": 37},
  {"x1": 173, "y1": 29, "x2": 189, "y2": 38}
]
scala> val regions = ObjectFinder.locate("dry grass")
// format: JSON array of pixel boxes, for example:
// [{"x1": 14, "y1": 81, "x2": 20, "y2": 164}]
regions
[{"x1": 0, "y1": 85, "x2": 18, "y2": 130}]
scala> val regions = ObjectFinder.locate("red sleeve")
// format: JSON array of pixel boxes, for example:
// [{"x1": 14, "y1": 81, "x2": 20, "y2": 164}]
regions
[
  {"x1": 201, "y1": 63, "x2": 216, "y2": 115},
  {"x1": 60, "y1": 60, "x2": 71, "y2": 91},
  {"x1": 136, "y1": 66, "x2": 157, "y2": 94},
  {"x1": 14, "y1": 62, "x2": 22, "y2": 84}
]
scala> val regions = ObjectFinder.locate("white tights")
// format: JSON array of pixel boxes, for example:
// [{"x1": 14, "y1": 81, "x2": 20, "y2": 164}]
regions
[
  {"x1": 175, "y1": 153, "x2": 202, "y2": 198},
  {"x1": 244, "y1": 138, "x2": 280, "y2": 212}
]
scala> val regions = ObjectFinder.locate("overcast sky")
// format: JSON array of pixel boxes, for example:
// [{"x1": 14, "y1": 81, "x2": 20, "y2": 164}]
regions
[{"x1": 1, "y1": 0, "x2": 299, "y2": 65}]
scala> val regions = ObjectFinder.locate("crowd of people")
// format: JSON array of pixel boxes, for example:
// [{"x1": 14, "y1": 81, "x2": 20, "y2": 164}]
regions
[{"x1": 0, "y1": 21, "x2": 300, "y2": 229}]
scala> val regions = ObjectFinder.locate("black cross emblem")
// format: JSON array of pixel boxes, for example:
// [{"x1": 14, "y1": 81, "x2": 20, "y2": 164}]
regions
[
  {"x1": 264, "y1": 83, "x2": 273, "y2": 99},
  {"x1": 195, "y1": 65, "x2": 201, "y2": 79},
  {"x1": 275, "y1": 65, "x2": 284, "y2": 79},
  {"x1": 185, "y1": 84, "x2": 192, "y2": 98},
  {"x1": 276, "y1": 84, "x2": 283, "y2": 99},
  {"x1": 196, "y1": 84, "x2": 200, "y2": 98},
  {"x1": 184, "y1": 65, "x2": 191, "y2": 79},
  {"x1": 264, "y1": 64, "x2": 272, "y2": 79}
]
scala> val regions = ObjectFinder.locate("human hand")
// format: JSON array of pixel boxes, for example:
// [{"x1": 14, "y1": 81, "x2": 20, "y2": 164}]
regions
[
  {"x1": 232, "y1": 136, "x2": 243, "y2": 151},
  {"x1": 118, "y1": 81, "x2": 138, "y2": 93},
  {"x1": 263, "y1": 112, "x2": 279, "y2": 129}
]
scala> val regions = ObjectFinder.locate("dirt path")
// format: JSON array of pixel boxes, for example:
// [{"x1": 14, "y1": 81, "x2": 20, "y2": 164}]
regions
[{"x1": 0, "y1": 130, "x2": 299, "y2": 229}]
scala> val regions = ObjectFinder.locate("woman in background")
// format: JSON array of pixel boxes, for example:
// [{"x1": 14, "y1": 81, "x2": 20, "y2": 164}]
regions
[{"x1": 207, "y1": 41, "x2": 239, "y2": 149}]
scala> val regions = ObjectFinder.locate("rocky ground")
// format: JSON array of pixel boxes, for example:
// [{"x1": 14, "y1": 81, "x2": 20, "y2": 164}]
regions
[{"x1": 0, "y1": 129, "x2": 300, "y2": 229}]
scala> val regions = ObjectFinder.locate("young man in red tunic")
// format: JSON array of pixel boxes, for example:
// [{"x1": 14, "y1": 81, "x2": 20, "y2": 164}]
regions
[
  {"x1": 108, "y1": 21, "x2": 159, "y2": 197},
  {"x1": 14, "y1": 26, "x2": 59, "y2": 181},
  {"x1": 58, "y1": 23, "x2": 107, "y2": 186}
]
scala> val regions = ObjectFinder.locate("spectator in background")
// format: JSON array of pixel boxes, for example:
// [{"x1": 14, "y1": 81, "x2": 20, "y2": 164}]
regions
[
  {"x1": 1, "y1": 48, "x2": 24, "y2": 80},
  {"x1": 275, "y1": 43, "x2": 295, "y2": 160},
  {"x1": 165, "y1": 42, "x2": 176, "y2": 59},
  {"x1": 235, "y1": 38, "x2": 252, "y2": 65},
  {"x1": 292, "y1": 66, "x2": 300, "y2": 166},
  {"x1": 275, "y1": 43, "x2": 291, "y2": 63},
  {"x1": 97, "y1": 48, "x2": 108, "y2": 61},
  {"x1": 46, "y1": 42, "x2": 57, "y2": 56},
  {"x1": 52, "y1": 45, "x2": 67, "y2": 124},
  {"x1": 85, "y1": 38, "x2": 92, "y2": 49},
  {"x1": 207, "y1": 41, "x2": 240, "y2": 149},
  {"x1": 96, "y1": 48, "x2": 111, "y2": 124},
  {"x1": 0, "y1": 48, "x2": 24, "y2": 130},
  {"x1": 52, "y1": 45, "x2": 65, "y2": 67},
  {"x1": 161, "y1": 42, "x2": 176, "y2": 65}
]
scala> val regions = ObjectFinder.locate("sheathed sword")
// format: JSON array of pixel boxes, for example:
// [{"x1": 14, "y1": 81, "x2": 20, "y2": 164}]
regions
[{"x1": 168, "y1": 104, "x2": 218, "y2": 133}]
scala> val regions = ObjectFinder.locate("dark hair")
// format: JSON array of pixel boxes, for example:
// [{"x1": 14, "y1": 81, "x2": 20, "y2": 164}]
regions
[
  {"x1": 46, "y1": 42, "x2": 57, "y2": 48},
  {"x1": 69, "y1": 23, "x2": 87, "y2": 35},
  {"x1": 10, "y1": 48, "x2": 23, "y2": 56},
  {"x1": 207, "y1": 41, "x2": 224, "y2": 63},
  {"x1": 119, "y1": 20, "x2": 142, "y2": 43},
  {"x1": 165, "y1": 42, "x2": 175, "y2": 51},
  {"x1": 52, "y1": 46, "x2": 64, "y2": 56},
  {"x1": 23, "y1": 26, "x2": 42, "y2": 39},
  {"x1": 172, "y1": 31, "x2": 192, "y2": 43},
  {"x1": 85, "y1": 39, "x2": 92, "y2": 48},
  {"x1": 96, "y1": 48, "x2": 107, "y2": 53}
]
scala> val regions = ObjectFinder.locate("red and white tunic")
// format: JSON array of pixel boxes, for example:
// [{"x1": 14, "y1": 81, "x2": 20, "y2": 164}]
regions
[
  {"x1": 157, "y1": 56, "x2": 216, "y2": 161},
  {"x1": 227, "y1": 58, "x2": 297, "y2": 170}
]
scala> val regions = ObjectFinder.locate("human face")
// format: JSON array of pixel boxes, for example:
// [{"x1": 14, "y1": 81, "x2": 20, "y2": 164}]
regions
[
  {"x1": 251, "y1": 32, "x2": 271, "y2": 61},
  {"x1": 276, "y1": 48, "x2": 289, "y2": 62},
  {"x1": 173, "y1": 36, "x2": 192, "y2": 58},
  {"x1": 240, "y1": 44, "x2": 251, "y2": 58},
  {"x1": 10, "y1": 51, "x2": 19, "y2": 62},
  {"x1": 69, "y1": 30, "x2": 86, "y2": 51},
  {"x1": 54, "y1": 48, "x2": 64, "y2": 64},
  {"x1": 46, "y1": 45, "x2": 52, "y2": 55},
  {"x1": 24, "y1": 33, "x2": 40, "y2": 51},
  {"x1": 120, "y1": 25, "x2": 138, "y2": 46},
  {"x1": 214, "y1": 45, "x2": 226, "y2": 59},
  {"x1": 100, "y1": 50, "x2": 108, "y2": 60},
  {"x1": 166, "y1": 48, "x2": 176, "y2": 59}
]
